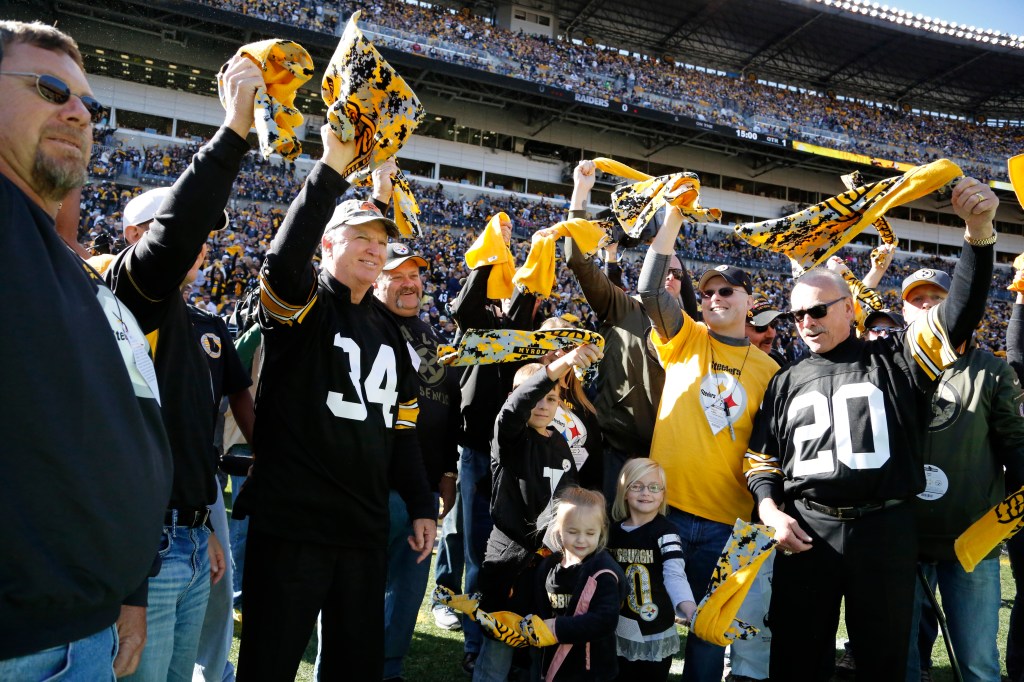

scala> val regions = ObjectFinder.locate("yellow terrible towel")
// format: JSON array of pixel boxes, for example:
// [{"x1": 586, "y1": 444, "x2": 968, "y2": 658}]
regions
[
  {"x1": 349, "y1": 165, "x2": 422, "y2": 237},
  {"x1": 465, "y1": 213, "x2": 516, "y2": 300},
  {"x1": 221, "y1": 40, "x2": 313, "y2": 161},
  {"x1": 691, "y1": 519, "x2": 777, "y2": 647},
  {"x1": 593, "y1": 158, "x2": 722, "y2": 237},
  {"x1": 955, "y1": 486, "x2": 1024, "y2": 572},
  {"x1": 431, "y1": 586, "x2": 557, "y2": 648},
  {"x1": 512, "y1": 219, "x2": 611, "y2": 298},
  {"x1": 1010, "y1": 155, "x2": 1024, "y2": 212},
  {"x1": 735, "y1": 160, "x2": 961, "y2": 273},
  {"x1": 1009, "y1": 253, "x2": 1024, "y2": 294},
  {"x1": 322, "y1": 10, "x2": 424, "y2": 180}
]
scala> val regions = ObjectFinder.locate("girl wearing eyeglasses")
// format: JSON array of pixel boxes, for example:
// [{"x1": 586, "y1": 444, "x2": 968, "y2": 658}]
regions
[{"x1": 607, "y1": 458, "x2": 696, "y2": 681}]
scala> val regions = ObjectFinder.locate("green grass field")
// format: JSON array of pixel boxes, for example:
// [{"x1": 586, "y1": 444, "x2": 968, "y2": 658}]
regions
[{"x1": 225, "y1": 552, "x2": 1018, "y2": 681}]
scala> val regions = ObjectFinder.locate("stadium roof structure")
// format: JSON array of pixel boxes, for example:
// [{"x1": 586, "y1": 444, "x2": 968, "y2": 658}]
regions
[{"x1": 543, "y1": 0, "x2": 1024, "y2": 121}]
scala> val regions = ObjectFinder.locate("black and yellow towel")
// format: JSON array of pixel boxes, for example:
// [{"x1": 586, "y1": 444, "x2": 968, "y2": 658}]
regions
[
  {"x1": 322, "y1": 10, "x2": 424, "y2": 180},
  {"x1": 513, "y1": 219, "x2": 611, "y2": 297},
  {"x1": 840, "y1": 170, "x2": 899, "y2": 254},
  {"x1": 955, "y1": 486, "x2": 1024, "y2": 573},
  {"x1": 1010, "y1": 154, "x2": 1024, "y2": 212},
  {"x1": 735, "y1": 159, "x2": 962, "y2": 273},
  {"x1": 1009, "y1": 253, "x2": 1024, "y2": 294},
  {"x1": 220, "y1": 40, "x2": 313, "y2": 161},
  {"x1": 691, "y1": 519, "x2": 777, "y2": 647},
  {"x1": 464, "y1": 213, "x2": 516, "y2": 299},
  {"x1": 592, "y1": 158, "x2": 722, "y2": 238},
  {"x1": 431, "y1": 586, "x2": 557, "y2": 648},
  {"x1": 837, "y1": 267, "x2": 886, "y2": 332},
  {"x1": 437, "y1": 328, "x2": 605, "y2": 368},
  {"x1": 349, "y1": 165, "x2": 422, "y2": 236}
]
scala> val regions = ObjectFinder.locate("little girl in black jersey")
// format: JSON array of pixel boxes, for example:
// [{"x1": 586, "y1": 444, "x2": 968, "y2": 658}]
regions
[
  {"x1": 534, "y1": 487, "x2": 625, "y2": 681},
  {"x1": 607, "y1": 458, "x2": 696, "y2": 681}
]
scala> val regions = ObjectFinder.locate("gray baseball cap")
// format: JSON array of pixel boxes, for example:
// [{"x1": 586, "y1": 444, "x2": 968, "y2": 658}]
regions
[
  {"x1": 383, "y1": 242, "x2": 428, "y2": 271},
  {"x1": 901, "y1": 268, "x2": 951, "y2": 300},
  {"x1": 324, "y1": 199, "x2": 400, "y2": 239}
]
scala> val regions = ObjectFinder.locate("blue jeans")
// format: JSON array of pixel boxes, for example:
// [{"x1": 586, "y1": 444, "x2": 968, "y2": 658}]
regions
[
  {"x1": 383, "y1": 491, "x2": 436, "y2": 679},
  {"x1": 906, "y1": 558, "x2": 1001, "y2": 682},
  {"x1": 665, "y1": 508, "x2": 733, "y2": 682},
  {"x1": 472, "y1": 636, "x2": 516, "y2": 682},
  {"x1": 0, "y1": 625, "x2": 117, "y2": 681},
  {"x1": 228, "y1": 475, "x2": 248, "y2": 609},
  {"x1": 729, "y1": 551, "x2": 773, "y2": 679},
  {"x1": 194, "y1": 484, "x2": 235, "y2": 682},
  {"x1": 461, "y1": 445, "x2": 494, "y2": 656},
  {"x1": 435, "y1": 484, "x2": 465, "y2": 594},
  {"x1": 123, "y1": 525, "x2": 211, "y2": 682}
]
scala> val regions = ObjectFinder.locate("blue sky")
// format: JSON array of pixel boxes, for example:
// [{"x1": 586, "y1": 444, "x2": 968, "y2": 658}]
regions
[{"x1": 887, "y1": 1, "x2": 1024, "y2": 36}]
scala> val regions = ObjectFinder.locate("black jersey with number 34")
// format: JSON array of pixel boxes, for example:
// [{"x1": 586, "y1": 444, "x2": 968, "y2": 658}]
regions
[{"x1": 746, "y1": 304, "x2": 961, "y2": 507}]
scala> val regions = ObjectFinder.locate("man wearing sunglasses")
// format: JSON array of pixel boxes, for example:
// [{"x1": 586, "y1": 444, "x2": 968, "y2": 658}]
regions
[
  {"x1": 638, "y1": 205, "x2": 779, "y2": 682},
  {"x1": 0, "y1": 21, "x2": 172, "y2": 681},
  {"x1": 746, "y1": 177, "x2": 998, "y2": 681},
  {"x1": 897, "y1": 267, "x2": 1024, "y2": 682},
  {"x1": 746, "y1": 295, "x2": 788, "y2": 366}
]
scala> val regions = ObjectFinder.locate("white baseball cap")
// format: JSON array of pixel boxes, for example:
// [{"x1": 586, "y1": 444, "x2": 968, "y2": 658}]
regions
[{"x1": 122, "y1": 187, "x2": 228, "y2": 231}]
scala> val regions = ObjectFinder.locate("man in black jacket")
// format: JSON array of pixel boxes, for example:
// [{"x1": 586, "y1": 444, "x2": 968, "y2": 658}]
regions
[
  {"x1": 0, "y1": 20, "x2": 171, "y2": 680},
  {"x1": 746, "y1": 177, "x2": 997, "y2": 681}
]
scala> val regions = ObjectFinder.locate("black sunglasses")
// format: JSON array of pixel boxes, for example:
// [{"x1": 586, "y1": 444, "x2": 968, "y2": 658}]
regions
[
  {"x1": 666, "y1": 268, "x2": 684, "y2": 279},
  {"x1": 791, "y1": 297, "x2": 845, "y2": 321},
  {"x1": 749, "y1": 323, "x2": 774, "y2": 333},
  {"x1": 701, "y1": 286, "x2": 737, "y2": 299},
  {"x1": 0, "y1": 71, "x2": 107, "y2": 124}
]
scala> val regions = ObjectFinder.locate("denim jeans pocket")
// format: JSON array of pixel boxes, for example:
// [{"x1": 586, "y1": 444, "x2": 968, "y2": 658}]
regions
[
  {"x1": 0, "y1": 641, "x2": 72, "y2": 681},
  {"x1": 158, "y1": 528, "x2": 173, "y2": 558}
]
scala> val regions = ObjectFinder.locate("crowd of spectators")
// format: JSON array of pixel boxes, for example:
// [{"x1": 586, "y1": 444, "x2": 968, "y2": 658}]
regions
[
  {"x1": 194, "y1": 0, "x2": 1019, "y2": 184},
  {"x1": 77, "y1": 148, "x2": 1018, "y2": 357},
  {"x1": 196, "y1": 0, "x2": 337, "y2": 33}
]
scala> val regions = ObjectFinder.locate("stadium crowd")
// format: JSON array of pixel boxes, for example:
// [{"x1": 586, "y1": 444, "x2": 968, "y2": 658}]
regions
[
  {"x1": 8, "y1": 14, "x2": 1024, "y2": 682},
  {"x1": 191, "y1": 0, "x2": 1020, "y2": 184}
]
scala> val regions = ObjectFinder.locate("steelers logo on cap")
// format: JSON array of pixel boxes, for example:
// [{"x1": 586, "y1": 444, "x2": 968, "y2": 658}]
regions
[
  {"x1": 715, "y1": 265, "x2": 729, "y2": 272},
  {"x1": 393, "y1": 244, "x2": 410, "y2": 255},
  {"x1": 919, "y1": 269, "x2": 934, "y2": 279}
]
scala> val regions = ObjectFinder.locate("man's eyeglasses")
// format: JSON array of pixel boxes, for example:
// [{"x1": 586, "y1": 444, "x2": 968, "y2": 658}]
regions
[
  {"x1": 748, "y1": 323, "x2": 775, "y2": 334},
  {"x1": 866, "y1": 326, "x2": 903, "y2": 338},
  {"x1": 627, "y1": 482, "x2": 665, "y2": 494},
  {"x1": 701, "y1": 286, "x2": 737, "y2": 300},
  {"x1": 0, "y1": 72, "x2": 107, "y2": 124},
  {"x1": 666, "y1": 268, "x2": 684, "y2": 279},
  {"x1": 790, "y1": 297, "x2": 845, "y2": 321}
]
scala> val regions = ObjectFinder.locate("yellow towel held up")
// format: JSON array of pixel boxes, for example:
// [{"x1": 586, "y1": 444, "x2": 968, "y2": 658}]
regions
[
  {"x1": 349, "y1": 165, "x2": 422, "y2": 237},
  {"x1": 735, "y1": 159, "x2": 962, "y2": 273},
  {"x1": 322, "y1": 11, "x2": 424, "y2": 180},
  {"x1": 513, "y1": 219, "x2": 611, "y2": 298},
  {"x1": 465, "y1": 213, "x2": 516, "y2": 300},
  {"x1": 691, "y1": 519, "x2": 777, "y2": 647},
  {"x1": 1009, "y1": 155, "x2": 1024, "y2": 211},
  {"x1": 955, "y1": 486, "x2": 1024, "y2": 573},
  {"x1": 1009, "y1": 253, "x2": 1024, "y2": 294},
  {"x1": 592, "y1": 158, "x2": 722, "y2": 237},
  {"x1": 220, "y1": 40, "x2": 313, "y2": 161}
]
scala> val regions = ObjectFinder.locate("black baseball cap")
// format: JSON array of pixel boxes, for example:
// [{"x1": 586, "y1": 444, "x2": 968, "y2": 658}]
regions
[
  {"x1": 747, "y1": 295, "x2": 784, "y2": 327},
  {"x1": 383, "y1": 242, "x2": 429, "y2": 271},
  {"x1": 698, "y1": 265, "x2": 753, "y2": 294},
  {"x1": 864, "y1": 309, "x2": 906, "y2": 329}
]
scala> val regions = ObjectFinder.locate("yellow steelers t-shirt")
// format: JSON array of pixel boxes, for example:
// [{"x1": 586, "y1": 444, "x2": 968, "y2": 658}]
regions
[{"x1": 651, "y1": 315, "x2": 779, "y2": 525}]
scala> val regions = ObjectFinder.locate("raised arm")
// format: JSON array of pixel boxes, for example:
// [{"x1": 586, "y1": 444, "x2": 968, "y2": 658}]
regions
[
  {"x1": 638, "y1": 207, "x2": 686, "y2": 340},
  {"x1": 259, "y1": 125, "x2": 357, "y2": 319},
  {"x1": 936, "y1": 178, "x2": 996, "y2": 349}
]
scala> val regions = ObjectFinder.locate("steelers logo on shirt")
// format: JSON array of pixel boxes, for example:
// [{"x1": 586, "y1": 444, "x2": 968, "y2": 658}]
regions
[
  {"x1": 927, "y1": 377, "x2": 962, "y2": 431},
  {"x1": 699, "y1": 371, "x2": 748, "y2": 418},
  {"x1": 200, "y1": 333, "x2": 223, "y2": 359}
]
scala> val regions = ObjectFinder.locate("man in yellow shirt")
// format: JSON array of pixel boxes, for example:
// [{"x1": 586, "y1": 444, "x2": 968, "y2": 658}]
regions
[{"x1": 638, "y1": 206, "x2": 778, "y2": 682}]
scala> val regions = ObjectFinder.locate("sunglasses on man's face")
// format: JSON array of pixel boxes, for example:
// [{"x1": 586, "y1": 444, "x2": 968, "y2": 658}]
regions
[
  {"x1": 666, "y1": 268, "x2": 684, "y2": 279},
  {"x1": 749, "y1": 323, "x2": 775, "y2": 334},
  {"x1": 700, "y1": 286, "x2": 737, "y2": 300},
  {"x1": 790, "y1": 297, "x2": 845, "y2": 321},
  {"x1": 0, "y1": 71, "x2": 107, "y2": 124}
]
